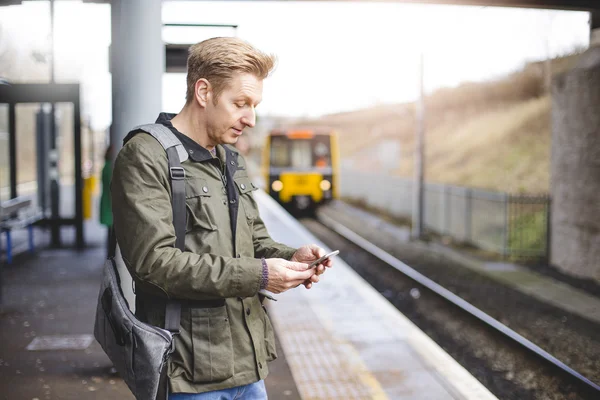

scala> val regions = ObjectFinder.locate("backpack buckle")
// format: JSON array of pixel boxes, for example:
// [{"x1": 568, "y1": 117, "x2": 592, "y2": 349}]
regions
[{"x1": 169, "y1": 167, "x2": 185, "y2": 180}]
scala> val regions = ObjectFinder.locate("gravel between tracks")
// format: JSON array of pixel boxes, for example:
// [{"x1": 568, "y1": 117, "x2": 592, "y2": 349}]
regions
[{"x1": 299, "y1": 204, "x2": 600, "y2": 400}]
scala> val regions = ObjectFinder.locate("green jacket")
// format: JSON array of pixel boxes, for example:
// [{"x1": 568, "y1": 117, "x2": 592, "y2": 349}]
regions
[{"x1": 111, "y1": 115, "x2": 297, "y2": 393}]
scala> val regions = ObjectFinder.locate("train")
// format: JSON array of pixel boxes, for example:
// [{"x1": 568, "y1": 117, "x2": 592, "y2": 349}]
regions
[{"x1": 262, "y1": 128, "x2": 339, "y2": 213}]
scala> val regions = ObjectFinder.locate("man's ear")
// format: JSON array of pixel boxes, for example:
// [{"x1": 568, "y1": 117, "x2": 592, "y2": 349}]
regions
[{"x1": 195, "y1": 79, "x2": 211, "y2": 107}]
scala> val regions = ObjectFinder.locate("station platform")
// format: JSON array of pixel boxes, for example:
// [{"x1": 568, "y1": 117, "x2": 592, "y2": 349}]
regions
[
  {"x1": 0, "y1": 189, "x2": 497, "y2": 399},
  {"x1": 256, "y1": 191, "x2": 497, "y2": 400}
]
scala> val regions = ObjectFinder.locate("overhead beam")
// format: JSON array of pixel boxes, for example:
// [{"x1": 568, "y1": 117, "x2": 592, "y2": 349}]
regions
[
  {"x1": 591, "y1": 9, "x2": 600, "y2": 46},
  {"x1": 592, "y1": 9, "x2": 600, "y2": 29},
  {"x1": 0, "y1": 83, "x2": 80, "y2": 103},
  {"x1": 163, "y1": 23, "x2": 238, "y2": 72},
  {"x1": 165, "y1": 44, "x2": 189, "y2": 73},
  {"x1": 357, "y1": 0, "x2": 597, "y2": 11},
  {"x1": 0, "y1": 0, "x2": 597, "y2": 11}
]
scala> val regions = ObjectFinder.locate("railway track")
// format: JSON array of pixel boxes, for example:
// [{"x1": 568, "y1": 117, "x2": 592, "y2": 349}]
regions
[{"x1": 299, "y1": 207, "x2": 600, "y2": 400}]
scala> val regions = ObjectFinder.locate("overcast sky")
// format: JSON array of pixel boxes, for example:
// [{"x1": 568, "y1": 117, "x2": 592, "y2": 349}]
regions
[{"x1": 0, "y1": 1, "x2": 590, "y2": 130}]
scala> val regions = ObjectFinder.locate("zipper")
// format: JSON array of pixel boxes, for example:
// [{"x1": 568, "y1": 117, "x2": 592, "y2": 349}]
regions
[
  {"x1": 212, "y1": 158, "x2": 227, "y2": 187},
  {"x1": 213, "y1": 153, "x2": 237, "y2": 257}
]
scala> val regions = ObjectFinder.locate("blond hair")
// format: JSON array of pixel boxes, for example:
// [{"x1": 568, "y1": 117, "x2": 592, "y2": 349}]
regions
[{"x1": 185, "y1": 37, "x2": 276, "y2": 104}]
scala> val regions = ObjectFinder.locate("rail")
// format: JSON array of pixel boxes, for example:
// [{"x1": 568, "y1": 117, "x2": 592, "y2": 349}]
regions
[{"x1": 318, "y1": 212, "x2": 600, "y2": 394}]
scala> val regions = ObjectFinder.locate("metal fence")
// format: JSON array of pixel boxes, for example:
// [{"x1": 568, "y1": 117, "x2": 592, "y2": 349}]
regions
[{"x1": 339, "y1": 168, "x2": 550, "y2": 259}]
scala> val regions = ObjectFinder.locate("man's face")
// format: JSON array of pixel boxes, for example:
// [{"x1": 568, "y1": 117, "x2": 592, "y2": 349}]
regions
[{"x1": 204, "y1": 72, "x2": 263, "y2": 147}]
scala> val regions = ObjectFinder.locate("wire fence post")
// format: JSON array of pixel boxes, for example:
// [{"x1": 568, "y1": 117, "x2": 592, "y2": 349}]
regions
[
  {"x1": 545, "y1": 198, "x2": 552, "y2": 263},
  {"x1": 503, "y1": 193, "x2": 510, "y2": 259},
  {"x1": 441, "y1": 185, "x2": 450, "y2": 235},
  {"x1": 465, "y1": 188, "x2": 472, "y2": 244}
]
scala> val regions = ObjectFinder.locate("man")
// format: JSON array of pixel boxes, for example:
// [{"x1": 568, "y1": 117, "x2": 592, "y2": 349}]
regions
[{"x1": 111, "y1": 37, "x2": 333, "y2": 399}]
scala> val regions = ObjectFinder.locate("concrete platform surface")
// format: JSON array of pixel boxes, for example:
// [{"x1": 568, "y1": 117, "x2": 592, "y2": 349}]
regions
[
  {"x1": 0, "y1": 219, "x2": 299, "y2": 400},
  {"x1": 257, "y1": 191, "x2": 497, "y2": 400}
]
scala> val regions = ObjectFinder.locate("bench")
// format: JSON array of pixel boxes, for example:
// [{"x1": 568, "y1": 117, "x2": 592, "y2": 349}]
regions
[{"x1": 0, "y1": 197, "x2": 43, "y2": 264}]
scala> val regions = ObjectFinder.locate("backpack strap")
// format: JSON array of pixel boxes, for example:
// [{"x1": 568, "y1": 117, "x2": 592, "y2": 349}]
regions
[
  {"x1": 125, "y1": 124, "x2": 187, "y2": 251},
  {"x1": 112, "y1": 123, "x2": 187, "y2": 334},
  {"x1": 126, "y1": 123, "x2": 189, "y2": 163},
  {"x1": 164, "y1": 145, "x2": 186, "y2": 264}
]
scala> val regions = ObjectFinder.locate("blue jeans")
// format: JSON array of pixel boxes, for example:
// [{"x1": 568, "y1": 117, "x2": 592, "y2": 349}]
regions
[{"x1": 169, "y1": 380, "x2": 267, "y2": 400}]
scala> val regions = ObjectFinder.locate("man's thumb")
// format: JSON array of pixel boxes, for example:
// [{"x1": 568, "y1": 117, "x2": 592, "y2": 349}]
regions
[
  {"x1": 290, "y1": 268, "x2": 314, "y2": 281},
  {"x1": 287, "y1": 261, "x2": 310, "y2": 271}
]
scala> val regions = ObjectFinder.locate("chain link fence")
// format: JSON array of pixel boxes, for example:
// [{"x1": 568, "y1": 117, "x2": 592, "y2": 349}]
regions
[{"x1": 340, "y1": 168, "x2": 550, "y2": 260}]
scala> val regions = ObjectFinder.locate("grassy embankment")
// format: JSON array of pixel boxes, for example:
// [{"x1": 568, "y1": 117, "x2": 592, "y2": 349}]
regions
[
  {"x1": 297, "y1": 54, "x2": 580, "y2": 194},
  {"x1": 295, "y1": 54, "x2": 581, "y2": 258}
]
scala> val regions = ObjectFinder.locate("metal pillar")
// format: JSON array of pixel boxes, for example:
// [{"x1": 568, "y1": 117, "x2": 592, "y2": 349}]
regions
[
  {"x1": 74, "y1": 92, "x2": 83, "y2": 249},
  {"x1": 49, "y1": 108, "x2": 60, "y2": 247},
  {"x1": 412, "y1": 53, "x2": 425, "y2": 240},
  {"x1": 8, "y1": 103, "x2": 16, "y2": 199},
  {"x1": 110, "y1": 0, "x2": 163, "y2": 153},
  {"x1": 49, "y1": 0, "x2": 61, "y2": 247},
  {"x1": 110, "y1": 0, "x2": 163, "y2": 311},
  {"x1": 35, "y1": 109, "x2": 50, "y2": 214}
]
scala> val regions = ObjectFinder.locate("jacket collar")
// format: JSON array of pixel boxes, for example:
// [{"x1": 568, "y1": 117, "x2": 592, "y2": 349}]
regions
[{"x1": 156, "y1": 112, "x2": 214, "y2": 162}]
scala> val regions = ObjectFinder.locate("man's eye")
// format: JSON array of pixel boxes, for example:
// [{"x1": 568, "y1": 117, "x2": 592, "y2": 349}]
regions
[{"x1": 236, "y1": 103, "x2": 246, "y2": 108}]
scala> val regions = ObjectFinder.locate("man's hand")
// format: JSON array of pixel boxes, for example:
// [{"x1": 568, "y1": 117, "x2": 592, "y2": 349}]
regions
[
  {"x1": 265, "y1": 258, "x2": 316, "y2": 294},
  {"x1": 291, "y1": 244, "x2": 334, "y2": 288}
]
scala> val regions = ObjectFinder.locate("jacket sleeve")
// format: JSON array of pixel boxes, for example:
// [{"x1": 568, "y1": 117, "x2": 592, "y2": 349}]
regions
[{"x1": 111, "y1": 136, "x2": 263, "y2": 301}]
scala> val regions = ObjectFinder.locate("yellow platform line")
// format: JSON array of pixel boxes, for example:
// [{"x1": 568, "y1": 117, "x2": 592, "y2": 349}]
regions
[
  {"x1": 308, "y1": 301, "x2": 389, "y2": 400},
  {"x1": 269, "y1": 295, "x2": 388, "y2": 400}
]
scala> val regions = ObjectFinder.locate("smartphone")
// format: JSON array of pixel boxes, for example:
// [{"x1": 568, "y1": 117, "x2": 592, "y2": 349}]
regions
[{"x1": 308, "y1": 250, "x2": 340, "y2": 268}]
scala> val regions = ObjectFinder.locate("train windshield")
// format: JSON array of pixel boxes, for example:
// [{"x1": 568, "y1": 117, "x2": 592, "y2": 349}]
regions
[{"x1": 270, "y1": 135, "x2": 332, "y2": 169}]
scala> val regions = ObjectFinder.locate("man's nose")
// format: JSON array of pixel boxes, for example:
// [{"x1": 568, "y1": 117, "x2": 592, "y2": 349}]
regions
[{"x1": 242, "y1": 107, "x2": 256, "y2": 128}]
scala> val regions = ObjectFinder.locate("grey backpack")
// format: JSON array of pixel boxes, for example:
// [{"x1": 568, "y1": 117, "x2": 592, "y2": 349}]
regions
[{"x1": 94, "y1": 124, "x2": 188, "y2": 400}]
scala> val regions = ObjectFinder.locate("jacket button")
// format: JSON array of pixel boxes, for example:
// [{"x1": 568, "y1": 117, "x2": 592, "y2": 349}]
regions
[
  {"x1": 246, "y1": 307, "x2": 251, "y2": 316},
  {"x1": 230, "y1": 199, "x2": 236, "y2": 204},
  {"x1": 230, "y1": 161, "x2": 235, "y2": 165},
  {"x1": 259, "y1": 362, "x2": 263, "y2": 369},
  {"x1": 202, "y1": 186, "x2": 208, "y2": 193},
  {"x1": 240, "y1": 184, "x2": 246, "y2": 190}
]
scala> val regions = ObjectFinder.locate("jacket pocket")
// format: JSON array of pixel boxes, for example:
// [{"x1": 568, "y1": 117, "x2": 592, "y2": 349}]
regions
[
  {"x1": 262, "y1": 305, "x2": 277, "y2": 362},
  {"x1": 191, "y1": 306, "x2": 234, "y2": 383},
  {"x1": 234, "y1": 175, "x2": 259, "y2": 222},
  {"x1": 185, "y1": 178, "x2": 217, "y2": 232}
]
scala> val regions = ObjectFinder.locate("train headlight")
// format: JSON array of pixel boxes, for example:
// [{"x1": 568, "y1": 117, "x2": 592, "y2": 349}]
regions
[
  {"x1": 271, "y1": 180, "x2": 283, "y2": 192},
  {"x1": 320, "y1": 179, "x2": 331, "y2": 191}
]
